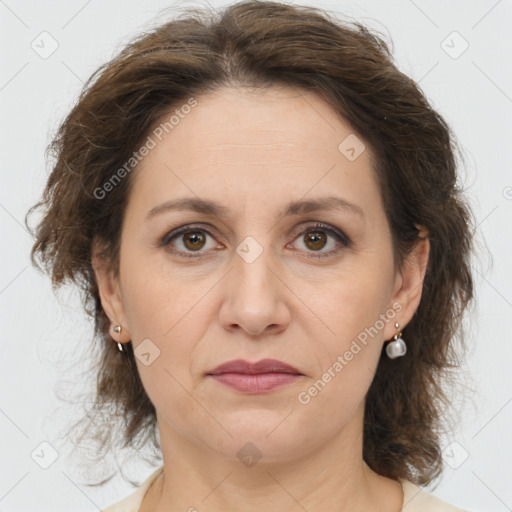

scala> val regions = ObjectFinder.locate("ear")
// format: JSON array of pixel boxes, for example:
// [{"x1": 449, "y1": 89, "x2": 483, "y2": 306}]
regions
[
  {"x1": 91, "y1": 238, "x2": 131, "y2": 344},
  {"x1": 383, "y1": 225, "x2": 430, "y2": 340}
]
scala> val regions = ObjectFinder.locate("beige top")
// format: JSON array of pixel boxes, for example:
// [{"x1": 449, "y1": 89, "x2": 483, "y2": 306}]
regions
[{"x1": 101, "y1": 465, "x2": 470, "y2": 511}]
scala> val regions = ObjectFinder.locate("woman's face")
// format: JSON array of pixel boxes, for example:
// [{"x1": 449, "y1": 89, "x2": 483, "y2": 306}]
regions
[{"x1": 94, "y1": 86, "x2": 428, "y2": 464}]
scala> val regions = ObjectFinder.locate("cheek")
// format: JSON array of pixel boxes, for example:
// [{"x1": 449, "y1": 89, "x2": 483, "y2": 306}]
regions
[
  {"x1": 315, "y1": 265, "x2": 392, "y2": 335},
  {"x1": 123, "y1": 273, "x2": 207, "y2": 431},
  {"x1": 295, "y1": 283, "x2": 389, "y2": 434},
  {"x1": 120, "y1": 256, "x2": 217, "y2": 385},
  {"x1": 120, "y1": 247, "x2": 199, "y2": 339},
  {"x1": 304, "y1": 268, "x2": 392, "y2": 389}
]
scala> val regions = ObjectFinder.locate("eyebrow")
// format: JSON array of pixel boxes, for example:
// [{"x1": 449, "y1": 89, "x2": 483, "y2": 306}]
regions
[{"x1": 146, "y1": 195, "x2": 364, "y2": 222}]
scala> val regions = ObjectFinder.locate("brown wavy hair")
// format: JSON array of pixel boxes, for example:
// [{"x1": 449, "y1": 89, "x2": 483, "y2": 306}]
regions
[{"x1": 26, "y1": 0, "x2": 476, "y2": 487}]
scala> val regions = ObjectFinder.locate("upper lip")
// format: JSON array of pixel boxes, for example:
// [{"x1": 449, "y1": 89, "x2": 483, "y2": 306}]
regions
[{"x1": 207, "y1": 358, "x2": 302, "y2": 375}]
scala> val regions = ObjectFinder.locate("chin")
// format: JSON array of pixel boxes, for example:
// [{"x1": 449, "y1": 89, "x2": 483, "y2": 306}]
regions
[{"x1": 197, "y1": 413, "x2": 312, "y2": 463}]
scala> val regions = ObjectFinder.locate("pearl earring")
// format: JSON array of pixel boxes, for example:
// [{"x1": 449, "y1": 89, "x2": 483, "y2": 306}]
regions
[{"x1": 386, "y1": 322, "x2": 407, "y2": 359}]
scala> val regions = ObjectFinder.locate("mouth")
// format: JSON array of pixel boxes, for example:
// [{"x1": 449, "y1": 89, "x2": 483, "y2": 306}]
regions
[
  {"x1": 206, "y1": 358, "x2": 303, "y2": 394},
  {"x1": 207, "y1": 358, "x2": 302, "y2": 375}
]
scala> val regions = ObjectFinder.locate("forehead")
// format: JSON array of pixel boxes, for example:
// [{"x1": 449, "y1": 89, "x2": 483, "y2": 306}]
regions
[
  {"x1": 158, "y1": 85, "x2": 357, "y2": 148},
  {"x1": 126, "y1": 86, "x2": 381, "y2": 225}
]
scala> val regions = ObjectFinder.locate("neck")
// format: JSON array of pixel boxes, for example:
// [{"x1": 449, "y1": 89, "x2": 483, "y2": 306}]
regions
[{"x1": 142, "y1": 405, "x2": 403, "y2": 512}]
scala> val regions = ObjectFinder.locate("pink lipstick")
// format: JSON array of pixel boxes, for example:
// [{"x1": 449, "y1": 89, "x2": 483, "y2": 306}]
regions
[{"x1": 207, "y1": 358, "x2": 303, "y2": 394}]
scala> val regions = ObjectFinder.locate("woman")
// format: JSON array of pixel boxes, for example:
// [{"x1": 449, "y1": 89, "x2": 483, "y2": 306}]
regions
[{"x1": 26, "y1": 1, "x2": 476, "y2": 511}]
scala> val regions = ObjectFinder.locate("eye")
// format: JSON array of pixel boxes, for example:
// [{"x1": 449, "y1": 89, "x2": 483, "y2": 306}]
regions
[
  {"x1": 287, "y1": 222, "x2": 351, "y2": 258},
  {"x1": 159, "y1": 224, "x2": 219, "y2": 258},
  {"x1": 158, "y1": 222, "x2": 351, "y2": 259}
]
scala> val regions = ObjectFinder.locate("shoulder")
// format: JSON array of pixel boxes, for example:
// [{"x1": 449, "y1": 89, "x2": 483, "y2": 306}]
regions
[
  {"x1": 400, "y1": 479, "x2": 470, "y2": 512},
  {"x1": 101, "y1": 465, "x2": 164, "y2": 512}
]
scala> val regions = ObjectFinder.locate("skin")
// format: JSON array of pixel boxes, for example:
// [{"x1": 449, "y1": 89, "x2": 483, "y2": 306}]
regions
[{"x1": 93, "y1": 86, "x2": 430, "y2": 512}]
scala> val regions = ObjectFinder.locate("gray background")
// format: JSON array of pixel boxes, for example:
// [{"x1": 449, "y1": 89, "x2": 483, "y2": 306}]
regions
[{"x1": 0, "y1": 0, "x2": 511, "y2": 510}]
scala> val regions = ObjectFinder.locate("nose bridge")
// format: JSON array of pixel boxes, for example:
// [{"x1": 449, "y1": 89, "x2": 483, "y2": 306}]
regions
[
  {"x1": 219, "y1": 229, "x2": 289, "y2": 335},
  {"x1": 229, "y1": 200, "x2": 277, "y2": 283},
  {"x1": 232, "y1": 232, "x2": 277, "y2": 300}
]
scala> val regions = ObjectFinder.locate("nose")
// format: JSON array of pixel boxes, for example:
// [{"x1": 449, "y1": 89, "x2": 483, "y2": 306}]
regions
[{"x1": 218, "y1": 247, "x2": 291, "y2": 338}]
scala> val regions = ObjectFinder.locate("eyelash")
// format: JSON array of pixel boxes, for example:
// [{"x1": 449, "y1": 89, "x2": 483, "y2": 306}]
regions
[{"x1": 158, "y1": 222, "x2": 351, "y2": 259}]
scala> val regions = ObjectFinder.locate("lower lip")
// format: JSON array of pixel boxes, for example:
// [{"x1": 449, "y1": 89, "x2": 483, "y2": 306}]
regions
[{"x1": 208, "y1": 372, "x2": 302, "y2": 393}]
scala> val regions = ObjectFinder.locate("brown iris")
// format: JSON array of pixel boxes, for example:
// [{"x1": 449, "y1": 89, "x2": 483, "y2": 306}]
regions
[
  {"x1": 183, "y1": 231, "x2": 206, "y2": 251},
  {"x1": 304, "y1": 230, "x2": 327, "y2": 251}
]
